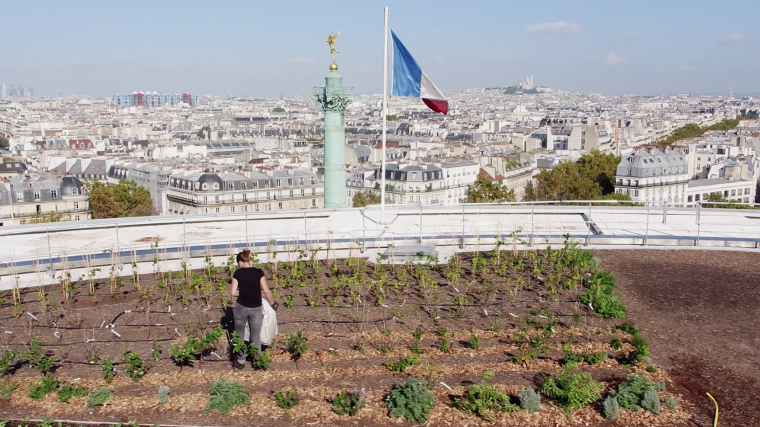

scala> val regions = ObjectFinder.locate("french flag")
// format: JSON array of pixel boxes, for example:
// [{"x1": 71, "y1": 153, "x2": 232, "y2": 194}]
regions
[{"x1": 391, "y1": 30, "x2": 448, "y2": 115}]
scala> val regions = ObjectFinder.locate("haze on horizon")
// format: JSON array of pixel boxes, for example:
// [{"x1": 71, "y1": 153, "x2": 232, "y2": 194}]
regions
[{"x1": 1, "y1": 0, "x2": 758, "y2": 98}]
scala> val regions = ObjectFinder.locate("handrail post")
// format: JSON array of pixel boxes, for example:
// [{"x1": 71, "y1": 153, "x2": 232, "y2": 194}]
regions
[
  {"x1": 662, "y1": 201, "x2": 668, "y2": 224},
  {"x1": 585, "y1": 201, "x2": 591, "y2": 246},
  {"x1": 529, "y1": 203, "x2": 534, "y2": 247},
  {"x1": 460, "y1": 204, "x2": 465, "y2": 249},
  {"x1": 644, "y1": 203, "x2": 650, "y2": 246}
]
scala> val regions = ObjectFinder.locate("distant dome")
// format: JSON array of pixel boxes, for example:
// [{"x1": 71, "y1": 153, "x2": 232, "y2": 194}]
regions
[
  {"x1": 60, "y1": 176, "x2": 85, "y2": 196},
  {"x1": 512, "y1": 105, "x2": 530, "y2": 116}
]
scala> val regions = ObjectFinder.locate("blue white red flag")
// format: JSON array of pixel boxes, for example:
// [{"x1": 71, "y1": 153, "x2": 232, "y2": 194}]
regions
[{"x1": 390, "y1": 30, "x2": 448, "y2": 115}]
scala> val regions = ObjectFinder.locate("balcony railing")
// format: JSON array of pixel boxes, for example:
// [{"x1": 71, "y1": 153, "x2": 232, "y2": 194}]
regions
[{"x1": 616, "y1": 179, "x2": 690, "y2": 188}]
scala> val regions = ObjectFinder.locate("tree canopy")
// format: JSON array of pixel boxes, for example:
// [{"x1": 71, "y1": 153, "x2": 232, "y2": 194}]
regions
[
  {"x1": 655, "y1": 119, "x2": 740, "y2": 148},
  {"x1": 523, "y1": 150, "x2": 625, "y2": 202},
  {"x1": 271, "y1": 107, "x2": 286, "y2": 113},
  {"x1": 465, "y1": 174, "x2": 516, "y2": 203},
  {"x1": 352, "y1": 191, "x2": 382, "y2": 208},
  {"x1": 85, "y1": 180, "x2": 155, "y2": 219},
  {"x1": 703, "y1": 192, "x2": 757, "y2": 209},
  {"x1": 0, "y1": 136, "x2": 8, "y2": 150}
]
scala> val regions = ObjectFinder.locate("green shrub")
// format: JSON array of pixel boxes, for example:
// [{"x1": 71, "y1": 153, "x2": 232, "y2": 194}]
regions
[
  {"x1": 622, "y1": 334, "x2": 650, "y2": 366},
  {"x1": 641, "y1": 389, "x2": 661, "y2": 415},
  {"x1": 274, "y1": 390, "x2": 300, "y2": 410},
  {"x1": 57, "y1": 382, "x2": 87, "y2": 403},
  {"x1": 540, "y1": 364, "x2": 604, "y2": 414},
  {"x1": 387, "y1": 354, "x2": 419, "y2": 373},
  {"x1": 0, "y1": 378, "x2": 17, "y2": 398},
  {"x1": 615, "y1": 321, "x2": 641, "y2": 336},
  {"x1": 610, "y1": 337, "x2": 622, "y2": 350},
  {"x1": 123, "y1": 351, "x2": 146, "y2": 382},
  {"x1": 562, "y1": 348, "x2": 607, "y2": 366},
  {"x1": 21, "y1": 339, "x2": 56, "y2": 375},
  {"x1": 28, "y1": 376, "x2": 59, "y2": 399},
  {"x1": 452, "y1": 372, "x2": 518, "y2": 421},
  {"x1": 205, "y1": 378, "x2": 250, "y2": 414},
  {"x1": 385, "y1": 376, "x2": 435, "y2": 423},
  {"x1": 0, "y1": 349, "x2": 17, "y2": 375},
  {"x1": 99, "y1": 357, "x2": 115, "y2": 383},
  {"x1": 664, "y1": 396, "x2": 678, "y2": 410},
  {"x1": 469, "y1": 333, "x2": 481, "y2": 350},
  {"x1": 331, "y1": 389, "x2": 366, "y2": 416},
  {"x1": 250, "y1": 347, "x2": 272, "y2": 370},
  {"x1": 602, "y1": 394, "x2": 619, "y2": 420},
  {"x1": 285, "y1": 331, "x2": 309, "y2": 361},
  {"x1": 580, "y1": 270, "x2": 626, "y2": 319},
  {"x1": 158, "y1": 385, "x2": 170, "y2": 405},
  {"x1": 87, "y1": 387, "x2": 113, "y2": 407},
  {"x1": 608, "y1": 375, "x2": 662, "y2": 414},
  {"x1": 412, "y1": 329, "x2": 424, "y2": 340},
  {"x1": 519, "y1": 388, "x2": 541, "y2": 413},
  {"x1": 438, "y1": 337, "x2": 451, "y2": 353}
]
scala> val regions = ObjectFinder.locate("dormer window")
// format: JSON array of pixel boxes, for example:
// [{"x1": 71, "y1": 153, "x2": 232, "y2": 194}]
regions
[
  {"x1": 71, "y1": 188, "x2": 78, "y2": 195},
  {"x1": 195, "y1": 182, "x2": 200, "y2": 190},
  {"x1": 201, "y1": 183, "x2": 208, "y2": 190},
  {"x1": 213, "y1": 182, "x2": 220, "y2": 190}
]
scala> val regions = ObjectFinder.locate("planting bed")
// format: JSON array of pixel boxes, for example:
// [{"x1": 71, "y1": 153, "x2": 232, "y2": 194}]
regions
[
  {"x1": 0, "y1": 241, "x2": 694, "y2": 426},
  {"x1": 596, "y1": 249, "x2": 760, "y2": 427}
]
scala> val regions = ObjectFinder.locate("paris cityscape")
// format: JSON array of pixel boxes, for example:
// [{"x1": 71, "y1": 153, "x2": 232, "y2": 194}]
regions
[{"x1": 0, "y1": 1, "x2": 759, "y2": 427}]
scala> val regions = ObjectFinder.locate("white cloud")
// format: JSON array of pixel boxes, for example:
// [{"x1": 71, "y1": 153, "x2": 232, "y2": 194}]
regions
[
  {"x1": 525, "y1": 22, "x2": 582, "y2": 35},
  {"x1": 720, "y1": 33, "x2": 747, "y2": 44},
  {"x1": 287, "y1": 56, "x2": 315, "y2": 65},
  {"x1": 603, "y1": 52, "x2": 626, "y2": 65}
]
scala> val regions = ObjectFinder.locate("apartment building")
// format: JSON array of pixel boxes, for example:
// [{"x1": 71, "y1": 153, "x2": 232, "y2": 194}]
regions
[
  {"x1": 165, "y1": 168, "x2": 323, "y2": 214},
  {"x1": 371, "y1": 163, "x2": 445, "y2": 205},
  {"x1": 615, "y1": 147, "x2": 689, "y2": 205},
  {"x1": 0, "y1": 176, "x2": 90, "y2": 226}
]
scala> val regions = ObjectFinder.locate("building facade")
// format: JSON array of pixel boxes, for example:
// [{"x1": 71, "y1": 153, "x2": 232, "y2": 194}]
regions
[
  {"x1": 615, "y1": 147, "x2": 689, "y2": 205},
  {"x1": 165, "y1": 169, "x2": 323, "y2": 215},
  {"x1": 0, "y1": 177, "x2": 90, "y2": 226},
  {"x1": 112, "y1": 92, "x2": 200, "y2": 108},
  {"x1": 371, "y1": 163, "x2": 445, "y2": 205},
  {"x1": 440, "y1": 160, "x2": 479, "y2": 204}
]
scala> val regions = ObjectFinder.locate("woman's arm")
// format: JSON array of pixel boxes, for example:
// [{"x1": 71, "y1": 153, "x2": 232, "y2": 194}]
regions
[
  {"x1": 230, "y1": 278, "x2": 239, "y2": 297},
  {"x1": 260, "y1": 276, "x2": 274, "y2": 305}
]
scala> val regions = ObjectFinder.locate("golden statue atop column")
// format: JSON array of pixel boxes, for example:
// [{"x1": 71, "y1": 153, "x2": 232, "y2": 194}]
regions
[{"x1": 323, "y1": 31, "x2": 341, "y2": 70}]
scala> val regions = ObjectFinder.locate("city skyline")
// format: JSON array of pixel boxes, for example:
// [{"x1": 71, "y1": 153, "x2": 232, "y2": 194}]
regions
[{"x1": 0, "y1": 0, "x2": 758, "y2": 98}]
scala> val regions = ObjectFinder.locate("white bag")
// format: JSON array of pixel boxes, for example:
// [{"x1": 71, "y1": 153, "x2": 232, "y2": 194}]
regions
[{"x1": 243, "y1": 299, "x2": 278, "y2": 346}]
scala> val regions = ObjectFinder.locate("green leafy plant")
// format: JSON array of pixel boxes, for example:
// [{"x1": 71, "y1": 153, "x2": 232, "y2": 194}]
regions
[
  {"x1": 664, "y1": 396, "x2": 678, "y2": 410},
  {"x1": 250, "y1": 347, "x2": 272, "y2": 370},
  {"x1": 469, "y1": 333, "x2": 481, "y2": 350},
  {"x1": 387, "y1": 354, "x2": 420, "y2": 373},
  {"x1": 412, "y1": 329, "x2": 424, "y2": 340},
  {"x1": 562, "y1": 347, "x2": 607, "y2": 366},
  {"x1": 385, "y1": 376, "x2": 436, "y2": 423},
  {"x1": 274, "y1": 389, "x2": 300, "y2": 410},
  {"x1": 622, "y1": 333, "x2": 650, "y2": 366},
  {"x1": 151, "y1": 342, "x2": 163, "y2": 361},
  {"x1": 99, "y1": 357, "x2": 115, "y2": 383},
  {"x1": 123, "y1": 350, "x2": 146, "y2": 382},
  {"x1": 580, "y1": 270, "x2": 626, "y2": 319},
  {"x1": 170, "y1": 337, "x2": 200, "y2": 372},
  {"x1": 377, "y1": 345, "x2": 389, "y2": 354},
  {"x1": 606, "y1": 374, "x2": 663, "y2": 415},
  {"x1": 158, "y1": 385, "x2": 170, "y2": 405},
  {"x1": 87, "y1": 387, "x2": 114, "y2": 407},
  {"x1": 451, "y1": 372, "x2": 518, "y2": 422},
  {"x1": 283, "y1": 295, "x2": 294, "y2": 308},
  {"x1": 0, "y1": 378, "x2": 17, "y2": 398},
  {"x1": 57, "y1": 382, "x2": 87, "y2": 403},
  {"x1": 21, "y1": 338, "x2": 56, "y2": 375},
  {"x1": 610, "y1": 337, "x2": 622, "y2": 350},
  {"x1": 0, "y1": 349, "x2": 17, "y2": 376},
  {"x1": 540, "y1": 363, "x2": 604, "y2": 414},
  {"x1": 331, "y1": 389, "x2": 366, "y2": 416},
  {"x1": 205, "y1": 378, "x2": 250, "y2": 414},
  {"x1": 285, "y1": 331, "x2": 309, "y2": 361},
  {"x1": 519, "y1": 388, "x2": 541, "y2": 413},
  {"x1": 28, "y1": 376, "x2": 59, "y2": 399}
]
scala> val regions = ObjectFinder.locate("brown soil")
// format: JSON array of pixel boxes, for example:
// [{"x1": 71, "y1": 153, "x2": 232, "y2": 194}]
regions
[
  {"x1": 596, "y1": 249, "x2": 760, "y2": 427},
  {"x1": 0, "y1": 249, "x2": 697, "y2": 426}
]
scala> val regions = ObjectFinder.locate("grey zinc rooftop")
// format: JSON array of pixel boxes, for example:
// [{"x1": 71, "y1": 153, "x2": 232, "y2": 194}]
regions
[
  {"x1": 687, "y1": 177, "x2": 747, "y2": 188},
  {"x1": 616, "y1": 148, "x2": 687, "y2": 178}
]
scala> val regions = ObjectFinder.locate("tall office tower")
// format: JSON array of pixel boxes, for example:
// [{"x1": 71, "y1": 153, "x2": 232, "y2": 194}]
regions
[
  {"x1": 56, "y1": 90, "x2": 62, "y2": 98},
  {"x1": 18, "y1": 86, "x2": 24, "y2": 97},
  {"x1": 1, "y1": 83, "x2": 5, "y2": 99},
  {"x1": 28, "y1": 87, "x2": 34, "y2": 97},
  {"x1": 728, "y1": 87, "x2": 733, "y2": 99}
]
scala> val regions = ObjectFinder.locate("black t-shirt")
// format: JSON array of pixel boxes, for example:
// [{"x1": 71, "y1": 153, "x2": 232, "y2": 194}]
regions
[{"x1": 233, "y1": 267, "x2": 264, "y2": 308}]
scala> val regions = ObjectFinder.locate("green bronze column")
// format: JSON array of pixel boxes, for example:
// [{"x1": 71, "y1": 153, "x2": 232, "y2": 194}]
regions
[{"x1": 314, "y1": 60, "x2": 353, "y2": 209}]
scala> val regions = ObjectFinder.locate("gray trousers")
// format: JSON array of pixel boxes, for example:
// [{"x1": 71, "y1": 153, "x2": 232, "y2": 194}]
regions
[{"x1": 233, "y1": 303, "x2": 263, "y2": 363}]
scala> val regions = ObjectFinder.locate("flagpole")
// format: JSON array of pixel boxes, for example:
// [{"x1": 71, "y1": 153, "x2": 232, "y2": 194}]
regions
[{"x1": 380, "y1": 6, "x2": 388, "y2": 223}]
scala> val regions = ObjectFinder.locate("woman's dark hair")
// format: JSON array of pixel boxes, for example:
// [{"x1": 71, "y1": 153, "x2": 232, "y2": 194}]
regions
[{"x1": 236, "y1": 249, "x2": 251, "y2": 263}]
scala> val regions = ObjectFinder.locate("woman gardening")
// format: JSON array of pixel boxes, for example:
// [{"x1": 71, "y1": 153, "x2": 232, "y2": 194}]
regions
[{"x1": 230, "y1": 249, "x2": 274, "y2": 369}]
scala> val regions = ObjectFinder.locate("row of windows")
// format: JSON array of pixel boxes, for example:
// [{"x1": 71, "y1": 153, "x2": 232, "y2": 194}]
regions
[
  {"x1": 175, "y1": 199, "x2": 319, "y2": 214},
  {"x1": 172, "y1": 177, "x2": 317, "y2": 191}
]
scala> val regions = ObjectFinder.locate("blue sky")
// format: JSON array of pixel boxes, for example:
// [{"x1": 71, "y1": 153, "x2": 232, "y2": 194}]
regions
[{"x1": 1, "y1": 0, "x2": 758, "y2": 97}]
